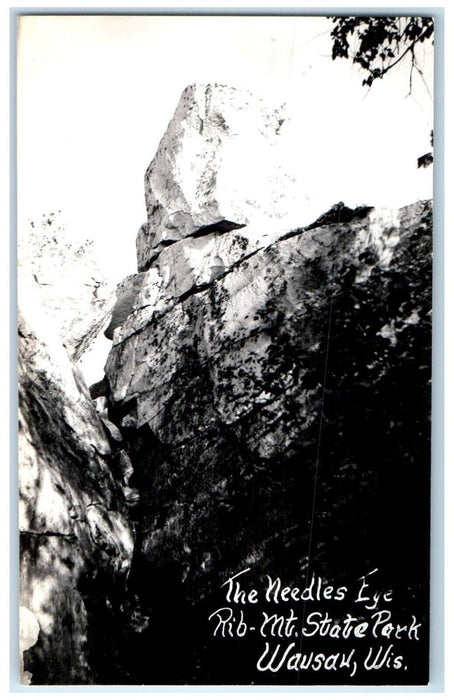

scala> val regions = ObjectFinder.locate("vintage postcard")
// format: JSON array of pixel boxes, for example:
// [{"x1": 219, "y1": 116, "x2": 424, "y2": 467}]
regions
[{"x1": 17, "y1": 12, "x2": 435, "y2": 686}]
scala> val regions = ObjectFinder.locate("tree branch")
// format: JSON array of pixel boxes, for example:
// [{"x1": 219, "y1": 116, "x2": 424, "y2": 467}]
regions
[{"x1": 366, "y1": 22, "x2": 433, "y2": 83}]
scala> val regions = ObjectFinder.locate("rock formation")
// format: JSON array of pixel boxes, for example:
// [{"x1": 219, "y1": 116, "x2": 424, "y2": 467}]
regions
[
  {"x1": 104, "y1": 197, "x2": 432, "y2": 683},
  {"x1": 137, "y1": 83, "x2": 299, "y2": 270},
  {"x1": 18, "y1": 211, "x2": 116, "y2": 361},
  {"x1": 19, "y1": 84, "x2": 432, "y2": 686},
  {"x1": 18, "y1": 313, "x2": 133, "y2": 683}
]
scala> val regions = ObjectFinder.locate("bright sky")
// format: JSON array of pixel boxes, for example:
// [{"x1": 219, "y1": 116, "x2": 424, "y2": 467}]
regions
[{"x1": 17, "y1": 14, "x2": 434, "y2": 284}]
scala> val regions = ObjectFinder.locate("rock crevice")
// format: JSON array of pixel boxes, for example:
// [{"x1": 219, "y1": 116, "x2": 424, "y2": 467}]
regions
[{"x1": 19, "y1": 84, "x2": 432, "y2": 686}]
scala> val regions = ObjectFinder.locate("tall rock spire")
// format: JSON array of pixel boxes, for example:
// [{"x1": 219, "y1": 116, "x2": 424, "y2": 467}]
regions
[{"x1": 137, "y1": 83, "x2": 296, "y2": 271}]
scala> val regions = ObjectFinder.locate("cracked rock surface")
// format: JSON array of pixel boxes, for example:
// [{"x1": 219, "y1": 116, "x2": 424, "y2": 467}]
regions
[
  {"x1": 102, "y1": 85, "x2": 432, "y2": 684},
  {"x1": 19, "y1": 83, "x2": 432, "y2": 685},
  {"x1": 19, "y1": 312, "x2": 133, "y2": 684},
  {"x1": 105, "y1": 188, "x2": 432, "y2": 683},
  {"x1": 137, "y1": 83, "x2": 298, "y2": 271}
]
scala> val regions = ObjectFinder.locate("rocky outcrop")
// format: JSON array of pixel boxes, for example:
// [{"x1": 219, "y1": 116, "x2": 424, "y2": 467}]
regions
[
  {"x1": 105, "y1": 198, "x2": 431, "y2": 587},
  {"x1": 19, "y1": 311, "x2": 134, "y2": 684},
  {"x1": 104, "y1": 85, "x2": 432, "y2": 679},
  {"x1": 18, "y1": 212, "x2": 116, "y2": 361},
  {"x1": 137, "y1": 83, "x2": 299, "y2": 271},
  {"x1": 19, "y1": 84, "x2": 432, "y2": 685}
]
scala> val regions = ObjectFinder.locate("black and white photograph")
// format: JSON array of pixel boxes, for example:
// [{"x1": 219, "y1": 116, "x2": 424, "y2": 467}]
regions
[{"x1": 16, "y1": 11, "x2": 436, "y2": 687}]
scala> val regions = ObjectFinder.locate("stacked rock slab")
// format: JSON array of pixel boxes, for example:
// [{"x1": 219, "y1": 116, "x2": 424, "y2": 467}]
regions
[
  {"x1": 136, "y1": 83, "x2": 297, "y2": 271},
  {"x1": 103, "y1": 85, "x2": 432, "y2": 683}
]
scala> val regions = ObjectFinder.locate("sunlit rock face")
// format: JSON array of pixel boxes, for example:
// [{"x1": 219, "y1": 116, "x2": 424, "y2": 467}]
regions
[
  {"x1": 137, "y1": 83, "x2": 299, "y2": 271},
  {"x1": 19, "y1": 83, "x2": 432, "y2": 685},
  {"x1": 19, "y1": 312, "x2": 134, "y2": 684},
  {"x1": 106, "y1": 200, "x2": 432, "y2": 573},
  {"x1": 106, "y1": 126, "x2": 432, "y2": 684},
  {"x1": 18, "y1": 212, "x2": 116, "y2": 361}
]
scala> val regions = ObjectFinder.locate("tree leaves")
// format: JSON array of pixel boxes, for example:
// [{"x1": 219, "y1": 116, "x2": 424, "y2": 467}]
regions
[
  {"x1": 417, "y1": 152, "x2": 434, "y2": 169},
  {"x1": 330, "y1": 17, "x2": 434, "y2": 166},
  {"x1": 330, "y1": 16, "x2": 434, "y2": 87}
]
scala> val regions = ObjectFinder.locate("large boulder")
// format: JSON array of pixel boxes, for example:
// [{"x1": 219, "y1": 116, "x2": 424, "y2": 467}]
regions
[{"x1": 137, "y1": 83, "x2": 300, "y2": 270}]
